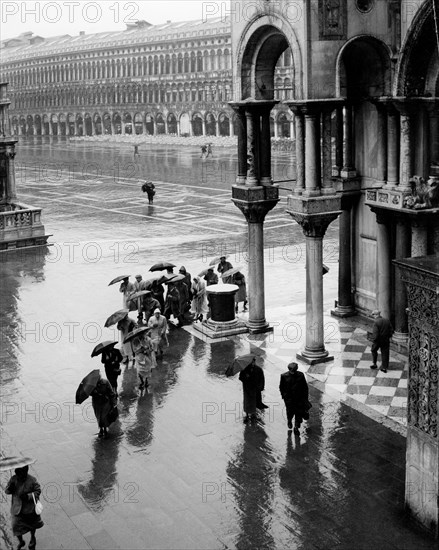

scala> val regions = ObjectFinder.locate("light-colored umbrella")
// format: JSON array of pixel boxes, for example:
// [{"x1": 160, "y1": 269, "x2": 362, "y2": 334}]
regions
[
  {"x1": 209, "y1": 255, "x2": 229, "y2": 266},
  {"x1": 198, "y1": 269, "x2": 210, "y2": 277},
  {"x1": 108, "y1": 275, "x2": 130, "y2": 286},
  {"x1": 221, "y1": 266, "x2": 243, "y2": 279},
  {"x1": 129, "y1": 290, "x2": 152, "y2": 301},
  {"x1": 91, "y1": 340, "x2": 117, "y2": 358},
  {"x1": 104, "y1": 309, "x2": 129, "y2": 328},
  {"x1": 0, "y1": 456, "x2": 36, "y2": 472}
]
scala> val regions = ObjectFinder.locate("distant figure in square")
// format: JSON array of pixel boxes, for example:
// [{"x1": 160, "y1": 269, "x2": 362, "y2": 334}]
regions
[
  {"x1": 370, "y1": 310, "x2": 393, "y2": 373},
  {"x1": 141, "y1": 181, "x2": 155, "y2": 204},
  {"x1": 200, "y1": 144, "x2": 207, "y2": 158},
  {"x1": 134, "y1": 144, "x2": 139, "y2": 158},
  {"x1": 206, "y1": 143, "x2": 213, "y2": 157}
]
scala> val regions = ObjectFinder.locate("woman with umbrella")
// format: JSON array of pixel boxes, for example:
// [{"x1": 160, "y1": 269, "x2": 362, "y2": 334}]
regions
[
  {"x1": 100, "y1": 344, "x2": 123, "y2": 394},
  {"x1": 116, "y1": 314, "x2": 137, "y2": 365},
  {"x1": 191, "y1": 276, "x2": 208, "y2": 322},
  {"x1": 4, "y1": 459, "x2": 43, "y2": 550},
  {"x1": 91, "y1": 374, "x2": 117, "y2": 438}
]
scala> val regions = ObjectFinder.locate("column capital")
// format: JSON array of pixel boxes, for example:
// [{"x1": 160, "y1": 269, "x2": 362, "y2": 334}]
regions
[
  {"x1": 232, "y1": 185, "x2": 279, "y2": 223},
  {"x1": 228, "y1": 99, "x2": 278, "y2": 115},
  {"x1": 286, "y1": 98, "x2": 345, "y2": 115},
  {"x1": 288, "y1": 211, "x2": 341, "y2": 238}
]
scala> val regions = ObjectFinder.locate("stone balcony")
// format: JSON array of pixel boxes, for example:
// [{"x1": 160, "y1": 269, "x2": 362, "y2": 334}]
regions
[{"x1": 0, "y1": 203, "x2": 51, "y2": 251}]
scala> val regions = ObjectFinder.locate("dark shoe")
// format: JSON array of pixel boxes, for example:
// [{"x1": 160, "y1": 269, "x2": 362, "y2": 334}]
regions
[
  {"x1": 287, "y1": 420, "x2": 292, "y2": 430},
  {"x1": 380, "y1": 367, "x2": 388, "y2": 373},
  {"x1": 370, "y1": 364, "x2": 377, "y2": 369},
  {"x1": 199, "y1": 314, "x2": 203, "y2": 322}
]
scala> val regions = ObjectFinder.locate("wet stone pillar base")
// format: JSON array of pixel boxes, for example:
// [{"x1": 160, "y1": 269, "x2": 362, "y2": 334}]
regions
[
  {"x1": 194, "y1": 284, "x2": 248, "y2": 339},
  {"x1": 232, "y1": 185, "x2": 279, "y2": 334},
  {"x1": 395, "y1": 256, "x2": 439, "y2": 539}
]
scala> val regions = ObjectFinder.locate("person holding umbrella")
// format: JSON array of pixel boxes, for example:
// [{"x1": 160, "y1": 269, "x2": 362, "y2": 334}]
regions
[
  {"x1": 236, "y1": 356, "x2": 266, "y2": 423},
  {"x1": 116, "y1": 314, "x2": 137, "y2": 365},
  {"x1": 203, "y1": 267, "x2": 218, "y2": 286},
  {"x1": 91, "y1": 374, "x2": 117, "y2": 438},
  {"x1": 4, "y1": 460, "x2": 43, "y2": 550},
  {"x1": 147, "y1": 308, "x2": 168, "y2": 358},
  {"x1": 217, "y1": 256, "x2": 233, "y2": 283},
  {"x1": 101, "y1": 345, "x2": 123, "y2": 394},
  {"x1": 232, "y1": 270, "x2": 248, "y2": 313},
  {"x1": 119, "y1": 277, "x2": 136, "y2": 310},
  {"x1": 191, "y1": 276, "x2": 208, "y2": 322}
]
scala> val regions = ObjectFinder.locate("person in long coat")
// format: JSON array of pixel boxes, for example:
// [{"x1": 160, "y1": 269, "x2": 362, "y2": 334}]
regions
[
  {"x1": 91, "y1": 376, "x2": 117, "y2": 437},
  {"x1": 101, "y1": 345, "x2": 123, "y2": 394},
  {"x1": 150, "y1": 279, "x2": 165, "y2": 311},
  {"x1": 164, "y1": 283, "x2": 183, "y2": 326},
  {"x1": 141, "y1": 294, "x2": 161, "y2": 325},
  {"x1": 191, "y1": 276, "x2": 208, "y2": 321},
  {"x1": 147, "y1": 308, "x2": 168, "y2": 357},
  {"x1": 131, "y1": 330, "x2": 156, "y2": 389},
  {"x1": 279, "y1": 362, "x2": 310, "y2": 434},
  {"x1": 5, "y1": 466, "x2": 44, "y2": 550},
  {"x1": 239, "y1": 358, "x2": 266, "y2": 423},
  {"x1": 232, "y1": 271, "x2": 248, "y2": 313},
  {"x1": 204, "y1": 267, "x2": 218, "y2": 286},
  {"x1": 116, "y1": 314, "x2": 137, "y2": 364},
  {"x1": 119, "y1": 277, "x2": 136, "y2": 310},
  {"x1": 217, "y1": 256, "x2": 233, "y2": 283}
]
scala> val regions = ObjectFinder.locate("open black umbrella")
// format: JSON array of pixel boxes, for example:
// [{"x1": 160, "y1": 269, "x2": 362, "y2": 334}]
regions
[
  {"x1": 123, "y1": 326, "x2": 151, "y2": 343},
  {"x1": 104, "y1": 309, "x2": 129, "y2": 328},
  {"x1": 225, "y1": 353, "x2": 263, "y2": 377},
  {"x1": 0, "y1": 456, "x2": 36, "y2": 472},
  {"x1": 108, "y1": 275, "x2": 130, "y2": 286},
  {"x1": 75, "y1": 369, "x2": 101, "y2": 404},
  {"x1": 91, "y1": 340, "x2": 117, "y2": 358},
  {"x1": 165, "y1": 273, "x2": 185, "y2": 284},
  {"x1": 149, "y1": 262, "x2": 176, "y2": 272}
]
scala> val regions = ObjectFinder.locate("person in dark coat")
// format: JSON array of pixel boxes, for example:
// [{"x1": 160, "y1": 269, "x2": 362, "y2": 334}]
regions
[
  {"x1": 232, "y1": 271, "x2": 247, "y2": 313},
  {"x1": 91, "y1": 376, "x2": 117, "y2": 438},
  {"x1": 179, "y1": 266, "x2": 193, "y2": 302},
  {"x1": 164, "y1": 283, "x2": 183, "y2": 326},
  {"x1": 204, "y1": 267, "x2": 218, "y2": 286},
  {"x1": 5, "y1": 466, "x2": 44, "y2": 550},
  {"x1": 239, "y1": 357, "x2": 266, "y2": 423},
  {"x1": 101, "y1": 345, "x2": 123, "y2": 394},
  {"x1": 279, "y1": 362, "x2": 310, "y2": 434},
  {"x1": 370, "y1": 309, "x2": 394, "y2": 373},
  {"x1": 150, "y1": 279, "x2": 165, "y2": 311},
  {"x1": 217, "y1": 256, "x2": 233, "y2": 284}
]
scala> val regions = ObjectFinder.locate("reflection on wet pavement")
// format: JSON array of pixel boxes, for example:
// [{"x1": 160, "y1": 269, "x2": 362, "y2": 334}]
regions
[{"x1": 0, "y1": 139, "x2": 433, "y2": 549}]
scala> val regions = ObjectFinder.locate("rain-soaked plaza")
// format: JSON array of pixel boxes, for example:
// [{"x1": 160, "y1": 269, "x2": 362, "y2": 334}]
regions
[{"x1": 0, "y1": 138, "x2": 435, "y2": 549}]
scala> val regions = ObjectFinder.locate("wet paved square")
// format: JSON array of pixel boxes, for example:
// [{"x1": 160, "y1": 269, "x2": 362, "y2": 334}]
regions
[{"x1": 0, "y1": 139, "x2": 434, "y2": 549}]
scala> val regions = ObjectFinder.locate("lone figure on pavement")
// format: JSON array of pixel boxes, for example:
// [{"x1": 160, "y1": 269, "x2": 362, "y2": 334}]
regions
[
  {"x1": 279, "y1": 362, "x2": 310, "y2": 434},
  {"x1": 370, "y1": 309, "x2": 393, "y2": 373}
]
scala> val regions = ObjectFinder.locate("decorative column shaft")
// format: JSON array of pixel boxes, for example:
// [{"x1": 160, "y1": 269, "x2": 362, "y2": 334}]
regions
[
  {"x1": 229, "y1": 105, "x2": 247, "y2": 184},
  {"x1": 332, "y1": 198, "x2": 356, "y2": 317},
  {"x1": 321, "y1": 109, "x2": 334, "y2": 195},
  {"x1": 376, "y1": 104, "x2": 387, "y2": 185},
  {"x1": 376, "y1": 217, "x2": 391, "y2": 319},
  {"x1": 333, "y1": 106, "x2": 344, "y2": 176},
  {"x1": 394, "y1": 99, "x2": 415, "y2": 192},
  {"x1": 341, "y1": 103, "x2": 357, "y2": 178},
  {"x1": 430, "y1": 113, "x2": 439, "y2": 165},
  {"x1": 293, "y1": 107, "x2": 305, "y2": 194},
  {"x1": 393, "y1": 219, "x2": 411, "y2": 344},
  {"x1": 304, "y1": 109, "x2": 321, "y2": 197},
  {"x1": 246, "y1": 110, "x2": 259, "y2": 186},
  {"x1": 387, "y1": 105, "x2": 399, "y2": 188},
  {"x1": 260, "y1": 108, "x2": 272, "y2": 185},
  {"x1": 5, "y1": 148, "x2": 18, "y2": 202}
]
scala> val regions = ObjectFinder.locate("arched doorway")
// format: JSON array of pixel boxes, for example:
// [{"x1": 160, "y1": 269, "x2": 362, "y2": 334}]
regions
[
  {"x1": 167, "y1": 113, "x2": 177, "y2": 135},
  {"x1": 205, "y1": 112, "x2": 216, "y2": 135},
  {"x1": 34, "y1": 115, "x2": 42, "y2": 135},
  {"x1": 76, "y1": 114, "x2": 83, "y2": 136},
  {"x1": 94, "y1": 113, "x2": 102, "y2": 135},
  {"x1": 113, "y1": 113, "x2": 121, "y2": 134},
  {"x1": 59, "y1": 114, "x2": 66, "y2": 136},
  {"x1": 156, "y1": 113, "x2": 165, "y2": 134},
  {"x1": 180, "y1": 113, "x2": 190, "y2": 136},
  {"x1": 84, "y1": 113, "x2": 92, "y2": 136},
  {"x1": 134, "y1": 113, "x2": 143, "y2": 134},
  {"x1": 51, "y1": 114, "x2": 59, "y2": 135},
  {"x1": 192, "y1": 113, "x2": 203, "y2": 136},
  {"x1": 103, "y1": 113, "x2": 111, "y2": 134},
  {"x1": 26, "y1": 115, "x2": 34, "y2": 136},
  {"x1": 145, "y1": 113, "x2": 154, "y2": 135},
  {"x1": 218, "y1": 112, "x2": 230, "y2": 136},
  {"x1": 123, "y1": 112, "x2": 132, "y2": 134}
]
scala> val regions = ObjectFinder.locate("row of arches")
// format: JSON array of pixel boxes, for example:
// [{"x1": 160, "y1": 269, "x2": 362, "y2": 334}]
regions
[{"x1": 12, "y1": 110, "x2": 293, "y2": 138}]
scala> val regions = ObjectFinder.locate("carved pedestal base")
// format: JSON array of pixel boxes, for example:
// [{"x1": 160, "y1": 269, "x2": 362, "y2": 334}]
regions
[
  {"x1": 331, "y1": 304, "x2": 356, "y2": 318},
  {"x1": 296, "y1": 348, "x2": 334, "y2": 365},
  {"x1": 193, "y1": 317, "x2": 248, "y2": 339}
]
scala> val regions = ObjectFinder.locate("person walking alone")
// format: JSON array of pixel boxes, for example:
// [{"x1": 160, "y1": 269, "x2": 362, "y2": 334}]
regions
[
  {"x1": 279, "y1": 362, "x2": 310, "y2": 434},
  {"x1": 370, "y1": 309, "x2": 393, "y2": 373}
]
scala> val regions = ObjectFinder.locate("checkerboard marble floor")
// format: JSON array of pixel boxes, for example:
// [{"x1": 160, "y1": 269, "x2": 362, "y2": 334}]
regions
[{"x1": 238, "y1": 308, "x2": 409, "y2": 432}]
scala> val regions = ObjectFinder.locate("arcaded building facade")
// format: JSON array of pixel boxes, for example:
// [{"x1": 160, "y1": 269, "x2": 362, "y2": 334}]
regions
[{"x1": 0, "y1": 18, "x2": 294, "y2": 138}]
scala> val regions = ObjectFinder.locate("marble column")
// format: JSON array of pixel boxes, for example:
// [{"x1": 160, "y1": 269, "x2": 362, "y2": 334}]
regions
[
  {"x1": 229, "y1": 104, "x2": 247, "y2": 184},
  {"x1": 376, "y1": 215, "x2": 391, "y2": 319},
  {"x1": 332, "y1": 106, "x2": 344, "y2": 177},
  {"x1": 245, "y1": 110, "x2": 259, "y2": 186},
  {"x1": 430, "y1": 112, "x2": 439, "y2": 165},
  {"x1": 332, "y1": 197, "x2": 356, "y2": 317},
  {"x1": 294, "y1": 213, "x2": 340, "y2": 364},
  {"x1": 229, "y1": 117, "x2": 234, "y2": 137},
  {"x1": 386, "y1": 104, "x2": 399, "y2": 188},
  {"x1": 394, "y1": 100, "x2": 414, "y2": 192},
  {"x1": 232, "y1": 196, "x2": 279, "y2": 333},
  {"x1": 341, "y1": 103, "x2": 357, "y2": 178},
  {"x1": 4, "y1": 148, "x2": 18, "y2": 202},
  {"x1": 393, "y1": 218, "x2": 411, "y2": 344},
  {"x1": 202, "y1": 118, "x2": 206, "y2": 137},
  {"x1": 291, "y1": 106, "x2": 305, "y2": 194},
  {"x1": 375, "y1": 103, "x2": 387, "y2": 186},
  {"x1": 143, "y1": 118, "x2": 147, "y2": 135},
  {"x1": 321, "y1": 108, "x2": 335, "y2": 195},
  {"x1": 303, "y1": 106, "x2": 321, "y2": 197},
  {"x1": 260, "y1": 107, "x2": 272, "y2": 186}
]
